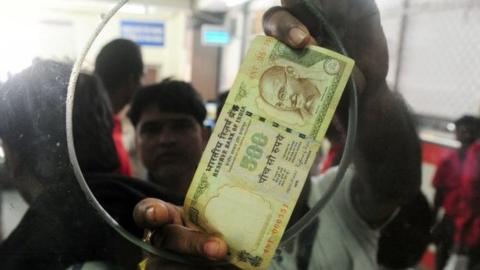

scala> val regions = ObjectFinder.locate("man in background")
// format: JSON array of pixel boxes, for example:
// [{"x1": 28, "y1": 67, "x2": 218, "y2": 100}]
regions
[
  {"x1": 95, "y1": 38, "x2": 144, "y2": 176},
  {"x1": 433, "y1": 115, "x2": 480, "y2": 270},
  {"x1": 445, "y1": 116, "x2": 480, "y2": 270},
  {"x1": 128, "y1": 79, "x2": 209, "y2": 201}
]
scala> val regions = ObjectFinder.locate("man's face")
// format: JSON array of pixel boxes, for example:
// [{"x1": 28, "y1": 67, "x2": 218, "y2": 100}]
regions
[
  {"x1": 261, "y1": 66, "x2": 309, "y2": 111},
  {"x1": 456, "y1": 124, "x2": 476, "y2": 146},
  {"x1": 136, "y1": 106, "x2": 207, "y2": 194}
]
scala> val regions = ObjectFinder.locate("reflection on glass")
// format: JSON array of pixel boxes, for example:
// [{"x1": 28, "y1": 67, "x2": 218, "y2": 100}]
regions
[
  {"x1": 0, "y1": 60, "x2": 143, "y2": 269},
  {"x1": 0, "y1": 0, "x2": 479, "y2": 269},
  {"x1": 0, "y1": 140, "x2": 5, "y2": 165}
]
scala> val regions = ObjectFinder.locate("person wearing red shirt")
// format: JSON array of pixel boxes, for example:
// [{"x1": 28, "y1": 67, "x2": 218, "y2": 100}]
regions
[
  {"x1": 433, "y1": 115, "x2": 480, "y2": 270},
  {"x1": 112, "y1": 115, "x2": 132, "y2": 176},
  {"x1": 452, "y1": 140, "x2": 480, "y2": 269}
]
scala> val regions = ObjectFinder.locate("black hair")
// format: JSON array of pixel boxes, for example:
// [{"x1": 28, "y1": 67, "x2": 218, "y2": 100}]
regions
[
  {"x1": 128, "y1": 78, "x2": 206, "y2": 126},
  {"x1": 0, "y1": 60, "x2": 141, "y2": 269},
  {"x1": 0, "y1": 60, "x2": 119, "y2": 185},
  {"x1": 94, "y1": 39, "x2": 143, "y2": 94},
  {"x1": 73, "y1": 73, "x2": 120, "y2": 174},
  {"x1": 455, "y1": 115, "x2": 479, "y2": 130},
  {"x1": 0, "y1": 60, "x2": 72, "y2": 182}
]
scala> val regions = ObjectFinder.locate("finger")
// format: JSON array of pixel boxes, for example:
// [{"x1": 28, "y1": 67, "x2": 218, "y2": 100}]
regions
[
  {"x1": 133, "y1": 198, "x2": 183, "y2": 228},
  {"x1": 153, "y1": 224, "x2": 228, "y2": 261},
  {"x1": 263, "y1": 7, "x2": 316, "y2": 49}
]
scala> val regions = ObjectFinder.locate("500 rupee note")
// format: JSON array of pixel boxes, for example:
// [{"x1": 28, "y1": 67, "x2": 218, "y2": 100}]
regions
[{"x1": 184, "y1": 36, "x2": 354, "y2": 269}]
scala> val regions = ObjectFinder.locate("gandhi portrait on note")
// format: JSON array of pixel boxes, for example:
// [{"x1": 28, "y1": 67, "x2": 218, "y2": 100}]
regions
[{"x1": 259, "y1": 65, "x2": 321, "y2": 120}]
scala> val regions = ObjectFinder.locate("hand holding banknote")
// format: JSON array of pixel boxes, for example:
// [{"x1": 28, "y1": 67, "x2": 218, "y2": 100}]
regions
[
  {"x1": 132, "y1": 0, "x2": 419, "y2": 269},
  {"x1": 133, "y1": 198, "x2": 238, "y2": 270}
]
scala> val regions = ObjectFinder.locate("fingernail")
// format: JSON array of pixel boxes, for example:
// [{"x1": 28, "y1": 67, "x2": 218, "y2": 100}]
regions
[
  {"x1": 203, "y1": 240, "x2": 220, "y2": 259},
  {"x1": 146, "y1": 206, "x2": 155, "y2": 221},
  {"x1": 288, "y1": 27, "x2": 308, "y2": 46}
]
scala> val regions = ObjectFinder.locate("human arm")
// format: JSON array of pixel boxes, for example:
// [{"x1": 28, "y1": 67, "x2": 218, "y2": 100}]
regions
[
  {"x1": 133, "y1": 0, "x2": 422, "y2": 264},
  {"x1": 263, "y1": 0, "x2": 421, "y2": 227},
  {"x1": 352, "y1": 83, "x2": 421, "y2": 227}
]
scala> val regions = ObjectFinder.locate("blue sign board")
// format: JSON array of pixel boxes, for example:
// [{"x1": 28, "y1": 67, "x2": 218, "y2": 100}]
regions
[
  {"x1": 121, "y1": 21, "x2": 165, "y2": 47},
  {"x1": 203, "y1": 30, "x2": 231, "y2": 45},
  {"x1": 201, "y1": 24, "x2": 231, "y2": 47}
]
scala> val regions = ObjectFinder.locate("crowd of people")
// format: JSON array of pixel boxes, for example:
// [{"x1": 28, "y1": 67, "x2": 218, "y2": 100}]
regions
[{"x1": 0, "y1": 0, "x2": 478, "y2": 269}]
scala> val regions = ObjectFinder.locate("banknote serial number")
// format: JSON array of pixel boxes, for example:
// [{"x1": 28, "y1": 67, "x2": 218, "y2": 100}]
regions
[{"x1": 240, "y1": 133, "x2": 268, "y2": 171}]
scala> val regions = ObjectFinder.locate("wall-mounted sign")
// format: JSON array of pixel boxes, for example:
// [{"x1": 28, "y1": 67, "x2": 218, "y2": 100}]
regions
[
  {"x1": 201, "y1": 24, "x2": 231, "y2": 47},
  {"x1": 121, "y1": 21, "x2": 165, "y2": 47}
]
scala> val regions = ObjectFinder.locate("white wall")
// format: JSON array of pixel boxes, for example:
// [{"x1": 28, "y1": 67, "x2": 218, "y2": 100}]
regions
[
  {"x1": 396, "y1": 4, "x2": 480, "y2": 119},
  {"x1": 0, "y1": 0, "x2": 192, "y2": 82},
  {"x1": 218, "y1": 6, "x2": 244, "y2": 92},
  {"x1": 84, "y1": 9, "x2": 191, "y2": 80},
  {"x1": 377, "y1": 0, "x2": 480, "y2": 119},
  {"x1": 219, "y1": 0, "x2": 280, "y2": 93}
]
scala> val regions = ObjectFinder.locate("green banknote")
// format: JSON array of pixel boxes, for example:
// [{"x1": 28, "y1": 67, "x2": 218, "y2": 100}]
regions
[{"x1": 184, "y1": 36, "x2": 354, "y2": 269}]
